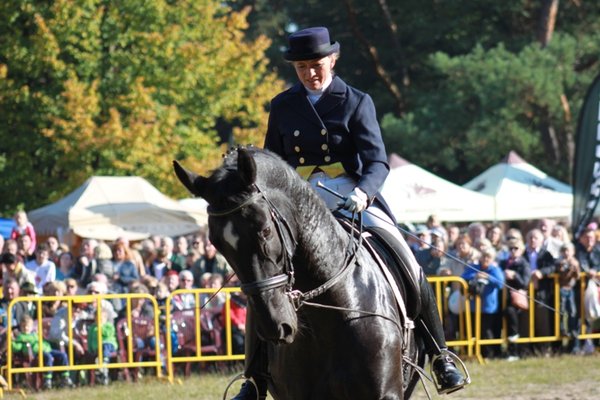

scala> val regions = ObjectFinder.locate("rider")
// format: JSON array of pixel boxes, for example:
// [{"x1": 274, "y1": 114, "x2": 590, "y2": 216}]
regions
[{"x1": 232, "y1": 26, "x2": 468, "y2": 399}]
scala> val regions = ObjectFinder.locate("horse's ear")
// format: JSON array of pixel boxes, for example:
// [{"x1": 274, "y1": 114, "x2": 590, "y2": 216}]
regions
[
  {"x1": 173, "y1": 160, "x2": 208, "y2": 198},
  {"x1": 237, "y1": 148, "x2": 257, "y2": 187}
]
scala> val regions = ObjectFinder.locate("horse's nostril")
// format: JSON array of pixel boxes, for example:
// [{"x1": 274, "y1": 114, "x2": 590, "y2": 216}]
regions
[{"x1": 279, "y1": 323, "x2": 294, "y2": 340}]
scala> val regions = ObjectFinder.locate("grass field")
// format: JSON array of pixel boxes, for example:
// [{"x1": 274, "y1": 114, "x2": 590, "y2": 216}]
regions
[{"x1": 15, "y1": 353, "x2": 598, "y2": 399}]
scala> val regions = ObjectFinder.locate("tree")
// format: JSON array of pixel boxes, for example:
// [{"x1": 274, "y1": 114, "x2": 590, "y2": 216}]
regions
[
  {"x1": 381, "y1": 33, "x2": 600, "y2": 183},
  {"x1": 0, "y1": 0, "x2": 284, "y2": 214}
]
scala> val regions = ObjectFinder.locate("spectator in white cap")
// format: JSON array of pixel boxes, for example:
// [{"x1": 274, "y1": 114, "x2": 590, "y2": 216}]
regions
[{"x1": 87, "y1": 280, "x2": 117, "y2": 323}]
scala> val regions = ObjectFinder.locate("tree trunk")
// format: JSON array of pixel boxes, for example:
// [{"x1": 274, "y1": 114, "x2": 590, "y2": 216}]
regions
[
  {"x1": 538, "y1": 0, "x2": 559, "y2": 47},
  {"x1": 375, "y1": 0, "x2": 410, "y2": 87},
  {"x1": 341, "y1": 0, "x2": 405, "y2": 115},
  {"x1": 560, "y1": 93, "x2": 575, "y2": 182},
  {"x1": 537, "y1": 0, "x2": 572, "y2": 178}
]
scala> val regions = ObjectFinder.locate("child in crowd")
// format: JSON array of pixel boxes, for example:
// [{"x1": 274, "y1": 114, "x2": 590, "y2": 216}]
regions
[
  {"x1": 25, "y1": 244, "x2": 56, "y2": 293},
  {"x1": 10, "y1": 211, "x2": 37, "y2": 255},
  {"x1": 154, "y1": 282, "x2": 178, "y2": 355},
  {"x1": 12, "y1": 315, "x2": 74, "y2": 389},
  {"x1": 87, "y1": 306, "x2": 118, "y2": 385}
]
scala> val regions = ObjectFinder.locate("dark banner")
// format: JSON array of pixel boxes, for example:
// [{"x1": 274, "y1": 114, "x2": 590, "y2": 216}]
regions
[{"x1": 572, "y1": 73, "x2": 600, "y2": 239}]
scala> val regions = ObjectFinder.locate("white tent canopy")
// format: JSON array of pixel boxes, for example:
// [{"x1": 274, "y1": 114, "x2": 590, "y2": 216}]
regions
[
  {"x1": 29, "y1": 176, "x2": 207, "y2": 241},
  {"x1": 463, "y1": 151, "x2": 573, "y2": 221},
  {"x1": 380, "y1": 154, "x2": 495, "y2": 223}
]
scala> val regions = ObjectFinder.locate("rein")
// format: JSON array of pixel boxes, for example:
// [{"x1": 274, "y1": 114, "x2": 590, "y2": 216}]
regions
[{"x1": 206, "y1": 184, "x2": 361, "y2": 311}]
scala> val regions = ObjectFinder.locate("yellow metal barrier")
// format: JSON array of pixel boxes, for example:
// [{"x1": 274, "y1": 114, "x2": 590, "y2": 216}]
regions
[
  {"x1": 426, "y1": 276, "x2": 474, "y2": 357},
  {"x1": 469, "y1": 272, "x2": 600, "y2": 363},
  {"x1": 577, "y1": 273, "x2": 600, "y2": 340},
  {"x1": 3, "y1": 274, "x2": 600, "y2": 389},
  {"x1": 164, "y1": 287, "x2": 245, "y2": 383},
  {"x1": 5, "y1": 293, "x2": 161, "y2": 391}
]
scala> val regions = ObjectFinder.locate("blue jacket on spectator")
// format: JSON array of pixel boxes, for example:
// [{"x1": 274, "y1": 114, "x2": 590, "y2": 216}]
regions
[{"x1": 462, "y1": 263, "x2": 505, "y2": 314}]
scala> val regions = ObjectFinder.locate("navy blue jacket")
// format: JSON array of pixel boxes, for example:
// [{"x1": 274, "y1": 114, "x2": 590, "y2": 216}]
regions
[{"x1": 263, "y1": 76, "x2": 389, "y2": 199}]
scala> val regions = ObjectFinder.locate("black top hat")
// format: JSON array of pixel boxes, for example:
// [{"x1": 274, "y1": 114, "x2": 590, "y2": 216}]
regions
[{"x1": 284, "y1": 27, "x2": 340, "y2": 61}]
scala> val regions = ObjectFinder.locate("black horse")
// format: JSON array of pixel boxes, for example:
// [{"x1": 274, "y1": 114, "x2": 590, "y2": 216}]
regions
[{"x1": 174, "y1": 147, "x2": 424, "y2": 399}]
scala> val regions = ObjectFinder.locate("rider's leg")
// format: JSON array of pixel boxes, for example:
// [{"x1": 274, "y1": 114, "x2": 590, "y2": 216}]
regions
[
  {"x1": 361, "y1": 206, "x2": 467, "y2": 394},
  {"x1": 231, "y1": 310, "x2": 268, "y2": 400},
  {"x1": 417, "y1": 271, "x2": 467, "y2": 394}
]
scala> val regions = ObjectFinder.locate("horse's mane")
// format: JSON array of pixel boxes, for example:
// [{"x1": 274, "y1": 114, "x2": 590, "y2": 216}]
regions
[
  {"x1": 218, "y1": 146, "x2": 317, "y2": 209},
  {"x1": 215, "y1": 146, "x2": 349, "y2": 273}
]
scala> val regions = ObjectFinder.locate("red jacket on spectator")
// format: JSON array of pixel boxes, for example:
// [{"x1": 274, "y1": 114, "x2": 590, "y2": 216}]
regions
[{"x1": 224, "y1": 295, "x2": 247, "y2": 329}]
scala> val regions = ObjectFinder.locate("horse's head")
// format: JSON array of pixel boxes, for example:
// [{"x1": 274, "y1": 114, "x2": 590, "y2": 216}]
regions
[{"x1": 174, "y1": 147, "x2": 300, "y2": 344}]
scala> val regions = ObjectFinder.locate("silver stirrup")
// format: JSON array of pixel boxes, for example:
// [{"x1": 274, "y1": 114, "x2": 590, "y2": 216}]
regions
[
  {"x1": 430, "y1": 350, "x2": 471, "y2": 395},
  {"x1": 223, "y1": 374, "x2": 260, "y2": 400}
]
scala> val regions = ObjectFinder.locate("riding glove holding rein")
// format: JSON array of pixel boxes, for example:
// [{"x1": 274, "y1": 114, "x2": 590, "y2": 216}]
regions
[{"x1": 342, "y1": 187, "x2": 368, "y2": 213}]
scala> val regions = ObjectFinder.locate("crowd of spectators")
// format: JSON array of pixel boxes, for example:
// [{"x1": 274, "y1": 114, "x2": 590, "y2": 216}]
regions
[
  {"x1": 1, "y1": 209, "x2": 600, "y2": 388},
  {"x1": 406, "y1": 215, "x2": 600, "y2": 361},
  {"x1": 0, "y1": 211, "x2": 245, "y2": 389}
]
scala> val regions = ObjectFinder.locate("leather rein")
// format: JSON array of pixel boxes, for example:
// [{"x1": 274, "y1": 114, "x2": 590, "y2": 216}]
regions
[{"x1": 206, "y1": 184, "x2": 357, "y2": 309}]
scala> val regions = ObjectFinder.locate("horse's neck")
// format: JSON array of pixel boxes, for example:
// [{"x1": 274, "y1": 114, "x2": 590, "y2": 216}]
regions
[
  {"x1": 293, "y1": 188, "x2": 351, "y2": 282},
  {"x1": 262, "y1": 168, "x2": 352, "y2": 285}
]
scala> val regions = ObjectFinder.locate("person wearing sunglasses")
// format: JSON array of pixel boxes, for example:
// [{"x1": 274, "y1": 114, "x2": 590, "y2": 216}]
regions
[{"x1": 499, "y1": 238, "x2": 531, "y2": 360}]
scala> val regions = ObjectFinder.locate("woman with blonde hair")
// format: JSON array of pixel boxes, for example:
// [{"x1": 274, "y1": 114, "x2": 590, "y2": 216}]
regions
[
  {"x1": 551, "y1": 223, "x2": 571, "y2": 244},
  {"x1": 42, "y1": 280, "x2": 66, "y2": 317},
  {"x1": 111, "y1": 242, "x2": 139, "y2": 294}
]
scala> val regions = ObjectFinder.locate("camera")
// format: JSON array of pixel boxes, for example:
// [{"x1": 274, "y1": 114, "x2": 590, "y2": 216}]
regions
[{"x1": 468, "y1": 277, "x2": 489, "y2": 296}]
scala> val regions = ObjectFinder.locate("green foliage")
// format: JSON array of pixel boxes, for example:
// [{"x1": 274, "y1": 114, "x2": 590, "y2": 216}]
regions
[
  {"x1": 0, "y1": 0, "x2": 283, "y2": 215},
  {"x1": 2, "y1": 0, "x2": 600, "y2": 216},
  {"x1": 382, "y1": 33, "x2": 600, "y2": 183}
]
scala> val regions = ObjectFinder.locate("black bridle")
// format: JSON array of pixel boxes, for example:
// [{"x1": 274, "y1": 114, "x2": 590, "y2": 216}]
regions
[
  {"x1": 207, "y1": 185, "x2": 298, "y2": 296},
  {"x1": 206, "y1": 184, "x2": 358, "y2": 310}
]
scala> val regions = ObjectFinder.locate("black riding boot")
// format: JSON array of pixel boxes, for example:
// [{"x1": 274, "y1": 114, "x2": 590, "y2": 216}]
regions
[
  {"x1": 231, "y1": 378, "x2": 268, "y2": 400},
  {"x1": 418, "y1": 273, "x2": 468, "y2": 394},
  {"x1": 231, "y1": 310, "x2": 269, "y2": 400}
]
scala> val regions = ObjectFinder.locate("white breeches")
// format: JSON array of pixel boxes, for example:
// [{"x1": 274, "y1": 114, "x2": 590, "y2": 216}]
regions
[{"x1": 308, "y1": 173, "x2": 422, "y2": 279}]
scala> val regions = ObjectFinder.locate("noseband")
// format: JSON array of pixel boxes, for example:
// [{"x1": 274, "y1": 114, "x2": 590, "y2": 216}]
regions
[{"x1": 207, "y1": 185, "x2": 298, "y2": 296}]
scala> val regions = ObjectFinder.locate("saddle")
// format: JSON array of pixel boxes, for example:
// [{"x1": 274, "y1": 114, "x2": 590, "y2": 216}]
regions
[{"x1": 336, "y1": 216, "x2": 422, "y2": 320}]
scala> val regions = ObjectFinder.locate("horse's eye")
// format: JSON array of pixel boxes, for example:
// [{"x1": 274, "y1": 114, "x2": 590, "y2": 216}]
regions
[{"x1": 261, "y1": 226, "x2": 272, "y2": 239}]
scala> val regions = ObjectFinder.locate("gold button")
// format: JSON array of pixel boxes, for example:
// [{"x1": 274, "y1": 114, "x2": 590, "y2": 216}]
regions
[
  {"x1": 294, "y1": 146, "x2": 300, "y2": 153},
  {"x1": 293, "y1": 130, "x2": 300, "y2": 137},
  {"x1": 299, "y1": 157, "x2": 305, "y2": 164},
  {"x1": 321, "y1": 144, "x2": 328, "y2": 151},
  {"x1": 321, "y1": 128, "x2": 327, "y2": 135},
  {"x1": 324, "y1": 156, "x2": 331, "y2": 162}
]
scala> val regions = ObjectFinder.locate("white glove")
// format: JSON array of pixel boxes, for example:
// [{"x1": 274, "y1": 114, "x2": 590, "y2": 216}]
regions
[{"x1": 342, "y1": 187, "x2": 368, "y2": 213}]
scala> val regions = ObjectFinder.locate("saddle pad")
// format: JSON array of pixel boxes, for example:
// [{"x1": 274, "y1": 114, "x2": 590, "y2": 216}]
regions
[{"x1": 336, "y1": 217, "x2": 420, "y2": 321}]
